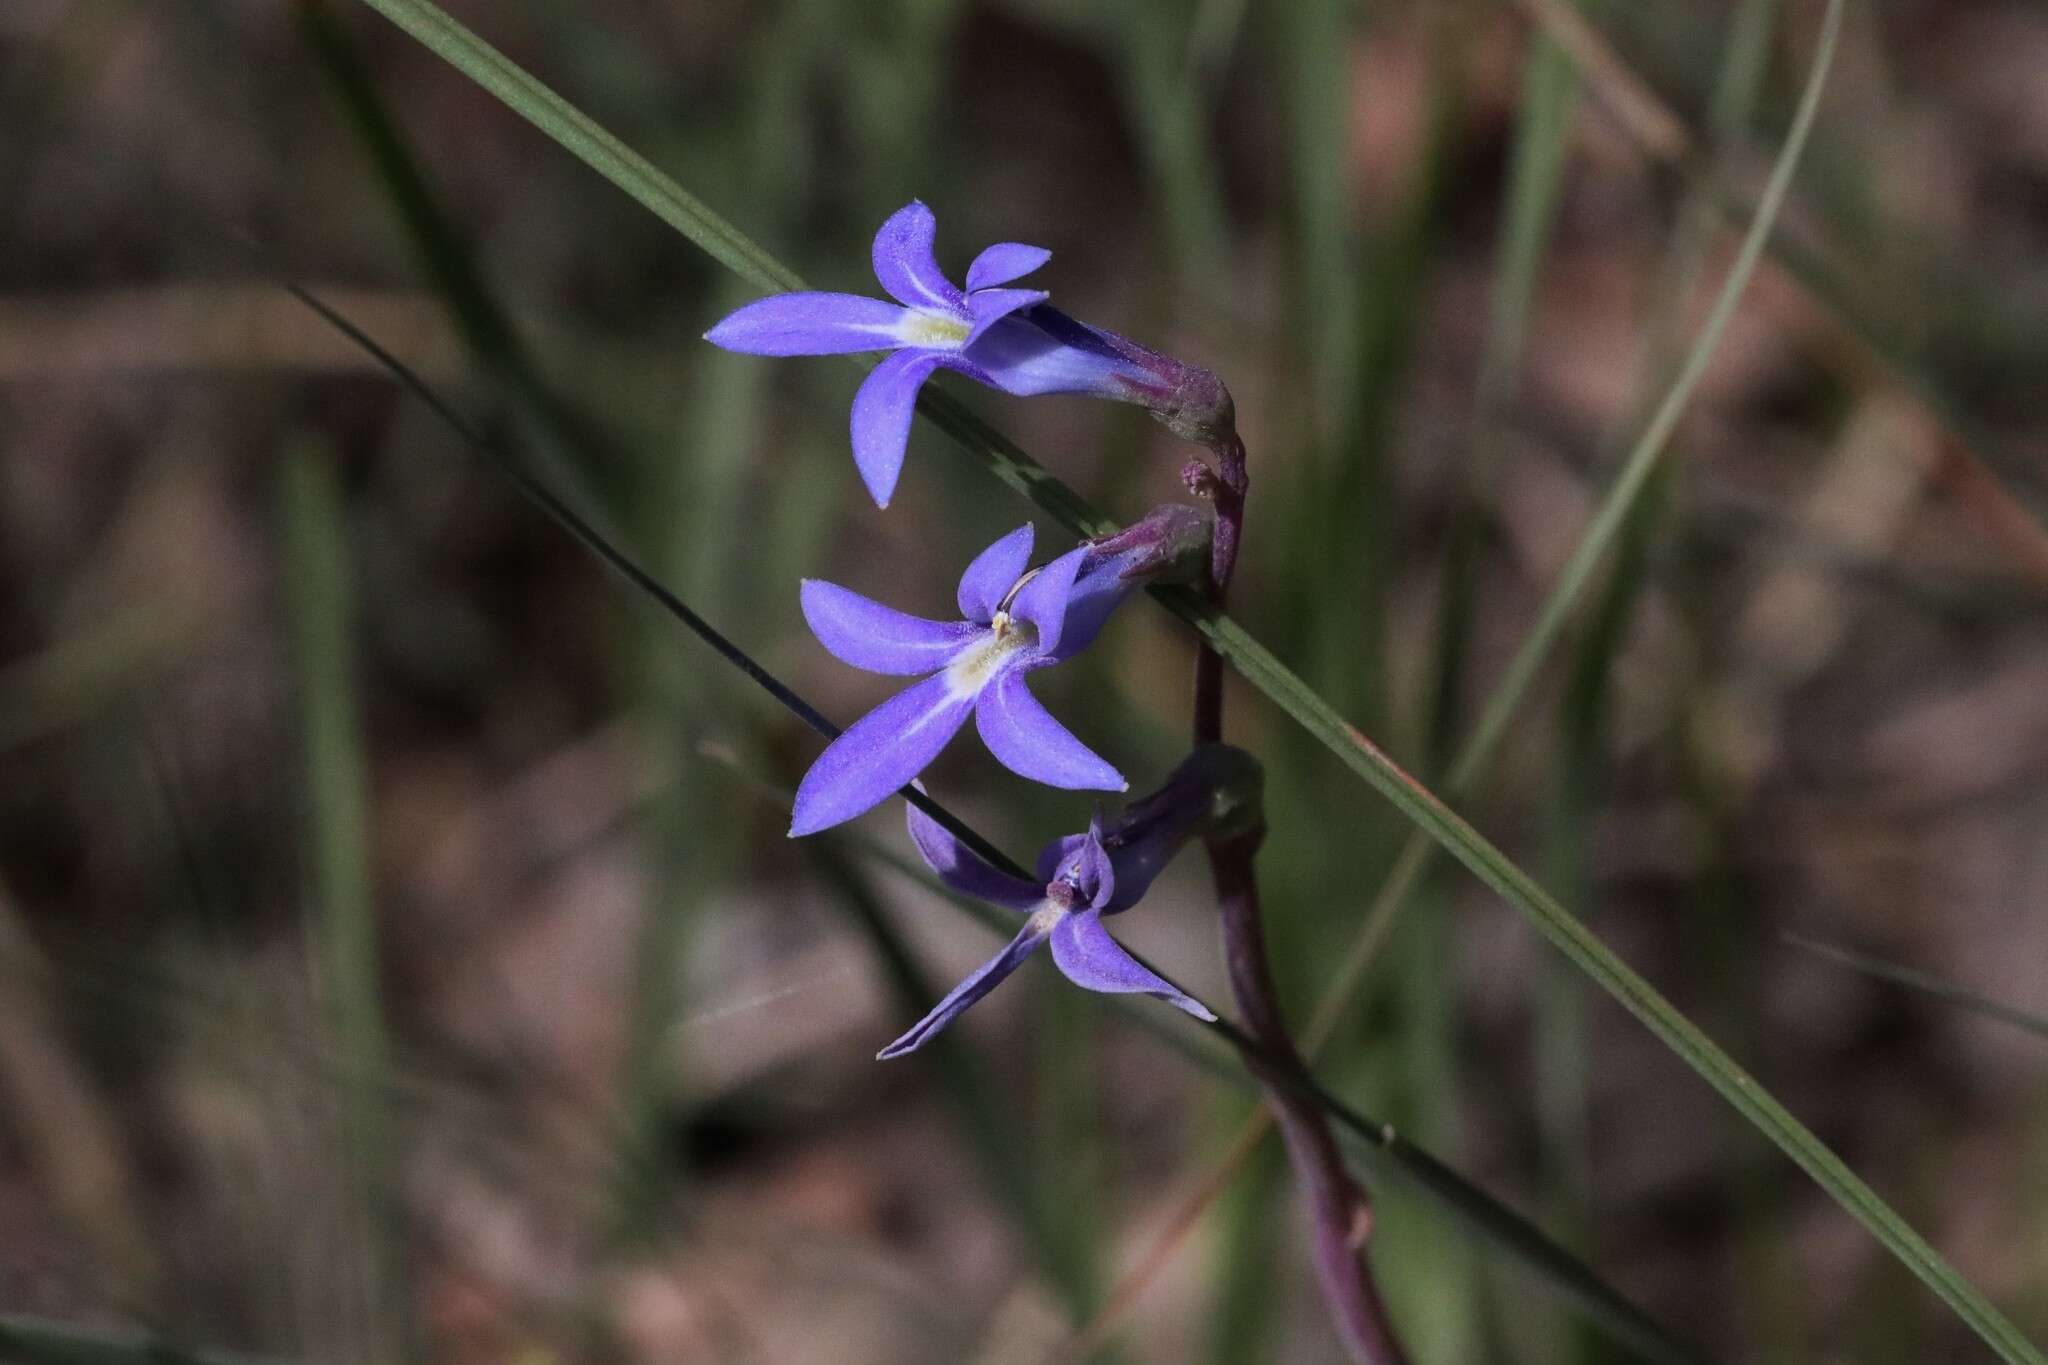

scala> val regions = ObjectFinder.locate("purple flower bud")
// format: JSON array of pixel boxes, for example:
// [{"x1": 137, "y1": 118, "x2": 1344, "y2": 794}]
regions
[
  {"x1": 1084, "y1": 503, "x2": 1213, "y2": 588},
  {"x1": 991, "y1": 303, "x2": 1237, "y2": 449}
]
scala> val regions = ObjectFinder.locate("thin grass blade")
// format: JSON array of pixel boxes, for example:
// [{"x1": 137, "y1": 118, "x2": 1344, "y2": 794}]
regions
[
  {"x1": 278, "y1": 440, "x2": 405, "y2": 1360},
  {"x1": 1783, "y1": 933, "x2": 2048, "y2": 1043},
  {"x1": 0, "y1": 1315, "x2": 276, "y2": 1365}
]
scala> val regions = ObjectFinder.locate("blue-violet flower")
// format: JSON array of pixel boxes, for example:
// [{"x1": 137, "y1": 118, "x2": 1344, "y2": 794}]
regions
[
  {"x1": 881, "y1": 801, "x2": 1216, "y2": 1058},
  {"x1": 704, "y1": 200, "x2": 1233, "y2": 507},
  {"x1": 792, "y1": 520, "x2": 1159, "y2": 837}
]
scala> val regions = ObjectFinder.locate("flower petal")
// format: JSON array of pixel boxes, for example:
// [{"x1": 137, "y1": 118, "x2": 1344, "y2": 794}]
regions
[
  {"x1": 790, "y1": 674, "x2": 975, "y2": 836},
  {"x1": 1052, "y1": 823, "x2": 1116, "y2": 911},
  {"x1": 801, "y1": 580, "x2": 976, "y2": 676},
  {"x1": 975, "y1": 668, "x2": 1125, "y2": 792},
  {"x1": 964, "y1": 288, "x2": 1049, "y2": 346},
  {"x1": 905, "y1": 803, "x2": 1044, "y2": 910},
  {"x1": 1049, "y1": 908, "x2": 1216, "y2": 1020},
  {"x1": 705, "y1": 292, "x2": 909, "y2": 355},
  {"x1": 877, "y1": 915, "x2": 1054, "y2": 1058},
  {"x1": 1036, "y1": 832, "x2": 1090, "y2": 886},
  {"x1": 871, "y1": 201, "x2": 965, "y2": 314},
  {"x1": 1048, "y1": 548, "x2": 1144, "y2": 662},
  {"x1": 849, "y1": 350, "x2": 946, "y2": 507},
  {"x1": 1103, "y1": 832, "x2": 1179, "y2": 914},
  {"x1": 1009, "y1": 545, "x2": 1085, "y2": 657},
  {"x1": 956, "y1": 524, "x2": 1035, "y2": 623},
  {"x1": 966, "y1": 242, "x2": 1052, "y2": 292},
  {"x1": 1084, "y1": 816, "x2": 1118, "y2": 908}
]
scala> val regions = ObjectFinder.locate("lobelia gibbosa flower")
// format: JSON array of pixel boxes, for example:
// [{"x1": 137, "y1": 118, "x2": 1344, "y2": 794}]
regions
[
  {"x1": 704, "y1": 200, "x2": 1236, "y2": 507},
  {"x1": 880, "y1": 745, "x2": 1265, "y2": 1058},
  {"x1": 790, "y1": 505, "x2": 1211, "y2": 838}
]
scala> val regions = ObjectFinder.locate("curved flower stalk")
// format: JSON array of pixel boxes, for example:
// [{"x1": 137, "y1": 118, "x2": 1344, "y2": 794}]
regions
[
  {"x1": 705, "y1": 200, "x2": 1235, "y2": 506},
  {"x1": 881, "y1": 746, "x2": 1265, "y2": 1057},
  {"x1": 791, "y1": 511, "x2": 1208, "y2": 837}
]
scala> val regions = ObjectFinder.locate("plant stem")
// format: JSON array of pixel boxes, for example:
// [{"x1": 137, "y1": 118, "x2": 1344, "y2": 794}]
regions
[{"x1": 1196, "y1": 436, "x2": 1409, "y2": 1365}]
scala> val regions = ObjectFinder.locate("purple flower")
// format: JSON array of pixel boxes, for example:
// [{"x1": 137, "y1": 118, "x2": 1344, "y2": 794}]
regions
[
  {"x1": 791, "y1": 522, "x2": 1149, "y2": 837},
  {"x1": 881, "y1": 803, "x2": 1216, "y2": 1058},
  {"x1": 704, "y1": 200, "x2": 1230, "y2": 507}
]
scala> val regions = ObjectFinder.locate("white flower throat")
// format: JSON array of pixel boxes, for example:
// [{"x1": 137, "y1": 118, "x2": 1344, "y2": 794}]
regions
[
  {"x1": 899, "y1": 310, "x2": 972, "y2": 349},
  {"x1": 944, "y1": 612, "x2": 1038, "y2": 695}
]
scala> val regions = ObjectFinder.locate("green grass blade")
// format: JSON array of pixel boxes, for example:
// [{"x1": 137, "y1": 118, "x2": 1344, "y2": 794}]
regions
[
  {"x1": 1429, "y1": 5, "x2": 1582, "y2": 772},
  {"x1": 0, "y1": 1315, "x2": 276, "y2": 1365},
  {"x1": 301, "y1": 0, "x2": 633, "y2": 549},
  {"x1": 1783, "y1": 933, "x2": 2048, "y2": 1043},
  {"x1": 1115, "y1": 0, "x2": 1233, "y2": 282},
  {"x1": 326, "y1": 7, "x2": 2042, "y2": 1354},
  {"x1": 1203, "y1": 1137, "x2": 1287, "y2": 1365},
  {"x1": 278, "y1": 441, "x2": 404, "y2": 1361},
  {"x1": 1270, "y1": 0, "x2": 1357, "y2": 415},
  {"x1": 1450, "y1": 0, "x2": 1833, "y2": 796},
  {"x1": 352, "y1": 0, "x2": 799, "y2": 294}
]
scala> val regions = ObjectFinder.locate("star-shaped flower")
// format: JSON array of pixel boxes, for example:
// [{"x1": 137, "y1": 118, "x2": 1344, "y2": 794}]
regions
[
  {"x1": 705, "y1": 200, "x2": 1224, "y2": 506},
  {"x1": 881, "y1": 803, "x2": 1216, "y2": 1058},
  {"x1": 791, "y1": 522, "x2": 1147, "y2": 836}
]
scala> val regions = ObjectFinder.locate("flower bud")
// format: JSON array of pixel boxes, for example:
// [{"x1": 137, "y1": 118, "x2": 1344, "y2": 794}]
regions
[
  {"x1": 1086, "y1": 503, "x2": 1213, "y2": 589},
  {"x1": 1103, "y1": 744, "x2": 1265, "y2": 865},
  {"x1": 997, "y1": 304, "x2": 1239, "y2": 453}
]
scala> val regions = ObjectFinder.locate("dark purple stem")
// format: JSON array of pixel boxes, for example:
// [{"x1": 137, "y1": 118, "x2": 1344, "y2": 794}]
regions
[{"x1": 1195, "y1": 434, "x2": 1410, "y2": 1365}]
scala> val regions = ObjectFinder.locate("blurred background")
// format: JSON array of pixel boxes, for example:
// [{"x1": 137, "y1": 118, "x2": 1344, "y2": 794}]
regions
[{"x1": 3, "y1": 0, "x2": 2047, "y2": 1360}]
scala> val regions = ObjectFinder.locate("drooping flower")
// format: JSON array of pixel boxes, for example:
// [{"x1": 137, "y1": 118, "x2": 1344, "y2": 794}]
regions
[
  {"x1": 791, "y1": 521, "x2": 1153, "y2": 837},
  {"x1": 704, "y1": 200, "x2": 1234, "y2": 507},
  {"x1": 881, "y1": 801, "x2": 1218, "y2": 1058}
]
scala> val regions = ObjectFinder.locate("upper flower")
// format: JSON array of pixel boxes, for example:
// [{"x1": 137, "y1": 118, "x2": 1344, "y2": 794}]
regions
[
  {"x1": 790, "y1": 522, "x2": 1147, "y2": 837},
  {"x1": 704, "y1": 201, "x2": 1227, "y2": 507},
  {"x1": 880, "y1": 802, "x2": 1216, "y2": 1058}
]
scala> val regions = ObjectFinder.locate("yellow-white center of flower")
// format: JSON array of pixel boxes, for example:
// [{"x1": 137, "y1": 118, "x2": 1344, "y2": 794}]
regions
[
  {"x1": 900, "y1": 310, "x2": 971, "y2": 349},
  {"x1": 944, "y1": 616, "x2": 1037, "y2": 697}
]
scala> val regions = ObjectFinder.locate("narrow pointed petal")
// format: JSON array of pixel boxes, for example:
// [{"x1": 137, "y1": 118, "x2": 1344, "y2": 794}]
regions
[
  {"x1": 975, "y1": 668, "x2": 1125, "y2": 792},
  {"x1": 1061, "y1": 827, "x2": 1117, "y2": 910},
  {"x1": 964, "y1": 287, "x2": 1049, "y2": 346},
  {"x1": 801, "y1": 580, "x2": 977, "y2": 676},
  {"x1": 966, "y1": 242, "x2": 1052, "y2": 292},
  {"x1": 1103, "y1": 835, "x2": 1179, "y2": 914},
  {"x1": 871, "y1": 201, "x2": 965, "y2": 313},
  {"x1": 1009, "y1": 545, "x2": 1086, "y2": 656},
  {"x1": 906, "y1": 804, "x2": 1043, "y2": 910},
  {"x1": 705, "y1": 292, "x2": 909, "y2": 355},
  {"x1": 1049, "y1": 909, "x2": 1216, "y2": 1020},
  {"x1": 790, "y1": 674, "x2": 975, "y2": 836},
  {"x1": 1081, "y1": 822, "x2": 1114, "y2": 908},
  {"x1": 849, "y1": 350, "x2": 946, "y2": 507},
  {"x1": 1036, "y1": 832, "x2": 1090, "y2": 886},
  {"x1": 956, "y1": 524, "x2": 1035, "y2": 622},
  {"x1": 877, "y1": 917, "x2": 1054, "y2": 1058}
]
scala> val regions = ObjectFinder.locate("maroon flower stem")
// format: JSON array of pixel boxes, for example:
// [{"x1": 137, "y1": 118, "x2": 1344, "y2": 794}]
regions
[{"x1": 1194, "y1": 434, "x2": 1410, "y2": 1365}]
